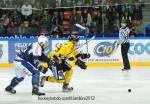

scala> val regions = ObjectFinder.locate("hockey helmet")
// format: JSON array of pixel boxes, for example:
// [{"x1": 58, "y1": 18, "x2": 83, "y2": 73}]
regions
[
  {"x1": 69, "y1": 35, "x2": 80, "y2": 42},
  {"x1": 38, "y1": 35, "x2": 49, "y2": 45}
]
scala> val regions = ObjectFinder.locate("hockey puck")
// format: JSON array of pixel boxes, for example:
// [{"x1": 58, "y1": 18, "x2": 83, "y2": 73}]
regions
[{"x1": 128, "y1": 89, "x2": 131, "y2": 92}]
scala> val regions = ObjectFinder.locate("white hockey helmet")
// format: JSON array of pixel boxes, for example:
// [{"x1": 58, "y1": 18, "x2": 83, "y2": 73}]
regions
[{"x1": 38, "y1": 35, "x2": 49, "y2": 45}]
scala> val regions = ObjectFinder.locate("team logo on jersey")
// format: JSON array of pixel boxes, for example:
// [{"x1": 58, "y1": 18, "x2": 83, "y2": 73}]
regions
[
  {"x1": 94, "y1": 42, "x2": 115, "y2": 57},
  {"x1": 0, "y1": 44, "x2": 3, "y2": 58}
]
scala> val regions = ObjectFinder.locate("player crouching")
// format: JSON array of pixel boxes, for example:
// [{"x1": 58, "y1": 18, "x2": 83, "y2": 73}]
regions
[
  {"x1": 40, "y1": 35, "x2": 90, "y2": 92},
  {"x1": 5, "y1": 36, "x2": 50, "y2": 96}
]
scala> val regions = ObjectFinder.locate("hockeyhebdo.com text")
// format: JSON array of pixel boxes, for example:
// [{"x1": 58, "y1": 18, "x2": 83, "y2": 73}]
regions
[{"x1": 38, "y1": 96, "x2": 95, "y2": 101}]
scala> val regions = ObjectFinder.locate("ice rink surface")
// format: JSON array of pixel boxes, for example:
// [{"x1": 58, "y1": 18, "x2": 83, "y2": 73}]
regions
[{"x1": 1, "y1": 67, "x2": 150, "y2": 104}]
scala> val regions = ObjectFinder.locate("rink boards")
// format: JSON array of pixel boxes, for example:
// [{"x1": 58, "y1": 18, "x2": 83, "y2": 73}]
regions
[{"x1": 0, "y1": 38, "x2": 150, "y2": 68}]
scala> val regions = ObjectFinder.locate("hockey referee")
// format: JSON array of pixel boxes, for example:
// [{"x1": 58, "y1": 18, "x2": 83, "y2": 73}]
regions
[{"x1": 118, "y1": 20, "x2": 131, "y2": 71}]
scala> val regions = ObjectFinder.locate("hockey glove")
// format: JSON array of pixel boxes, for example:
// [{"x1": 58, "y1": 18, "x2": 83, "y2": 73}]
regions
[
  {"x1": 76, "y1": 53, "x2": 91, "y2": 59},
  {"x1": 68, "y1": 57, "x2": 75, "y2": 61},
  {"x1": 47, "y1": 59, "x2": 58, "y2": 70},
  {"x1": 34, "y1": 59, "x2": 48, "y2": 74},
  {"x1": 38, "y1": 66, "x2": 48, "y2": 74},
  {"x1": 75, "y1": 59, "x2": 87, "y2": 70}
]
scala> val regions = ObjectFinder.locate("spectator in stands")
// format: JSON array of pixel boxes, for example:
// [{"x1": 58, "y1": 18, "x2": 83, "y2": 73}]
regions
[
  {"x1": 0, "y1": 19, "x2": 3, "y2": 34},
  {"x1": 1, "y1": 14, "x2": 10, "y2": 34},
  {"x1": 113, "y1": 3, "x2": 121, "y2": 17},
  {"x1": 92, "y1": 8, "x2": 102, "y2": 34},
  {"x1": 0, "y1": 2, "x2": 3, "y2": 34},
  {"x1": 34, "y1": 1, "x2": 43, "y2": 9},
  {"x1": 7, "y1": 21, "x2": 18, "y2": 34},
  {"x1": 66, "y1": 0, "x2": 73, "y2": 7},
  {"x1": 113, "y1": 13, "x2": 120, "y2": 33},
  {"x1": 138, "y1": 0, "x2": 145, "y2": 7},
  {"x1": 51, "y1": 10, "x2": 63, "y2": 36},
  {"x1": 106, "y1": 4, "x2": 114, "y2": 32},
  {"x1": 92, "y1": 0, "x2": 101, "y2": 5},
  {"x1": 74, "y1": 0, "x2": 83, "y2": 6},
  {"x1": 0, "y1": 2, "x2": 2, "y2": 18},
  {"x1": 104, "y1": 0, "x2": 112, "y2": 6},
  {"x1": 30, "y1": 0, "x2": 35, "y2": 5},
  {"x1": 40, "y1": 10, "x2": 51, "y2": 34},
  {"x1": 129, "y1": 28, "x2": 138, "y2": 37},
  {"x1": 61, "y1": 0, "x2": 67, "y2": 7},
  {"x1": 18, "y1": 21, "x2": 31, "y2": 34},
  {"x1": 51, "y1": 11, "x2": 62, "y2": 26},
  {"x1": 7, "y1": 0, "x2": 14, "y2": 7},
  {"x1": 132, "y1": 21, "x2": 145, "y2": 36},
  {"x1": 113, "y1": 23, "x2": 120, "y2": 33},
  {"x1": 51, "y1": 25, "x2": 63, "y2": 38},
  {"x1": 74, "y1": 10, "x2": 83, "y2": 24},
  {"x1": 21, "y1": 2, "x2": 32, "y2": 21},
  {"x1": 121, "y1": 3, "x2": 133, "y2": 15},
  {"x1": 30, "y1": 18, "x2": 40, "y2": 34},
  {"x1": 70, "y1": 9, "x2": 77, "y2": 29},
  {"x1": 48, "y1": 0, "x2": 56, "y2": 8},
  {"x1": 0, "y1": 2, "x2": 145, "y2": 37},
  {"x1": 56, "y1": 0, "x2": 61, "y2": 7},
  {"x1": 81, "y1": 8, "x2": 92, "y2": 36},
  {"x1": 41, "y1": 10, "x2": 51, "y2": 24},
  {"x1": 83, "y1": 0, "x2": 91, "y2": 6},
  {"x1": 10, "y1": 10, "x2": 21, "y2": 27},
  {"x1": 114, "y1": 12, "x2": 120, "y2": 24},
  {"x1": 82, "y1": 8, "x2": 92, "y2": 27},
  {"x1": 133, "y1": 3, "x2": 143, "y2": 21}
]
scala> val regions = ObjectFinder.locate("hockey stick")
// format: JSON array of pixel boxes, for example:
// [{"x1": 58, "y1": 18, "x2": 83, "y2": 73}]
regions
[
  {"x1": 85, "y1": 29, "x2": 89, "y2": 53},
  {"x1": 75, "y1": 24, "x2": 86, "y2": 30},
  {"x1": 75, "y1": 23, "x2": 89, "y2": 53},
  {"x1": 64, "y1": 36, "x2": 95, "y2": 58}
]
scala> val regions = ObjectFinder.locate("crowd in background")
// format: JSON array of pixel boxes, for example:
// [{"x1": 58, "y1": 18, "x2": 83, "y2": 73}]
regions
[{"x1": 0, "y1": 0, "x2": 145, "y2": 37}]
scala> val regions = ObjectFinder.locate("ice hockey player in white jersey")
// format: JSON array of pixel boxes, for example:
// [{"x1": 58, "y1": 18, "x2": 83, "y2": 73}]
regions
[{"x1": 5, "y1": 35, "x2": 50, "y2": 96}]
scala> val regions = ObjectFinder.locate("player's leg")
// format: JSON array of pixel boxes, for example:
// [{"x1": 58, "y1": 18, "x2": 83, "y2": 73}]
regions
[
  {"x1": 40, "y1": 64, "x2": 65, "y2": 87},
  {"x1": 21, "y1": 61, "x2": 45, "y2": 95},
  {"x1": 40, "y1": 76, "x2": 64, "y2": 87},
  {"x1": 40, "y1": 61, "x2": 74, "y2": 92},
  {"x1": 63, "y1": 69, "x2": 73, "y2": 92},
  {"x1": 5, "y1": 61, "x2": 25, "y2": 94},
  {"x1": 61, "y1": 61, "x2": 74, "y2": 92},
  {"x1": 40, "y1": 69, "x2": 73, "y2": 92},
  {"x1": 32, "y1": 70, "x2": 46, "y2": 96},
  {"x1": 5, "y1": 77, "x2": 24, "y2": 94}
]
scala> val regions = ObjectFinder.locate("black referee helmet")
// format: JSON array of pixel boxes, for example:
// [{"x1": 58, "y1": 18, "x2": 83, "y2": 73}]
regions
[{"x1": 121, "y1": 20, "x2": 127, "y2": 28}]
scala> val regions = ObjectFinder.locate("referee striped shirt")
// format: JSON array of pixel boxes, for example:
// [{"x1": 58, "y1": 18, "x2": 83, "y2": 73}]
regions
[{"x1": 118, "y1": 27, "x2": 130, "y2": 44}]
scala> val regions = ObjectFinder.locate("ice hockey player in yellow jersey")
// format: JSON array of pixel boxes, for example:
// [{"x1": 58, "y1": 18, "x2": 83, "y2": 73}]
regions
[{"x1": 40, "y1": 35, "x2": 90, "y2": 92}]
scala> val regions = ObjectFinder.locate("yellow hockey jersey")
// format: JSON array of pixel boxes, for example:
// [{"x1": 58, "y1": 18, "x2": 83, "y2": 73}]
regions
[{"x1": 48, "y1": 41, "x2": 79, "y2": 64}]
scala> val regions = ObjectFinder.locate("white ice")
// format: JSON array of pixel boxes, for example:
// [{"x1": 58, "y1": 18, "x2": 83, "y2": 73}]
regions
[{"x1": 1, "y1": 67, "x2": 150, "y2": 104}]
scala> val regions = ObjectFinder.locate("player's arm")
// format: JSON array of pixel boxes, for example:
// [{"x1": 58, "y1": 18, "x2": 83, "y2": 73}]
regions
[
  {"x1": 68, "y1": 53, "x2": 87, "y2": 70},
  {"x1": 68, "y1": 50, "x2": 90, "y2": 70},
  {"x1": 32, "y1": 43, "x2": 50, "y2": 62},
  {"x1": 32, "y1": 43, "x2": 48, "y2": 74},
  {"x1": 75, "y1": 53, "x2": 91, "y2": 59},
  {"x1": 47, "y1": 49, "x2": 64, "y2": 68}
]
